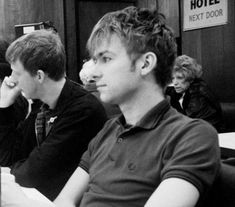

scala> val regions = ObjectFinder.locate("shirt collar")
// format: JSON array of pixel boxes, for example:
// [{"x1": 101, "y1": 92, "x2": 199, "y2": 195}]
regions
[
  {"x1": 50, "y1": 78, "x2": 82, "y2": 113},
  {"x1": 117, "y1": 99, "x2": 170, "y2": 130}
]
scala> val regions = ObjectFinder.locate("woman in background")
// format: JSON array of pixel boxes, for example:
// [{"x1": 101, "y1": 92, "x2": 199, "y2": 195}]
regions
[{"x1": 166, "y1": 54, "x2": 224, "y2": 132}]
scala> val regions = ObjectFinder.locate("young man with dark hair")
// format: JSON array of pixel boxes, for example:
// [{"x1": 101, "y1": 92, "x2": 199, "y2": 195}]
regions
[
  {"x1": 53, "y1": 7, "x2": 220, "y2": 207},
  {"x1": 0, "y1": 29, "x2": 107, "y2": 200},
  {"x1": 2, "y1": 7, "x2": 220, "y2": 207}
]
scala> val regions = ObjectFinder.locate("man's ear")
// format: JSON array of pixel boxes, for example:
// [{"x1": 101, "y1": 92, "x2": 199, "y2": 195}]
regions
[
  {"x1": 36, "y1": 70, "x2": 46, "y2": 83},
  {"x1": 139, "y1": 52, "x2": 157, "y2": 76}
]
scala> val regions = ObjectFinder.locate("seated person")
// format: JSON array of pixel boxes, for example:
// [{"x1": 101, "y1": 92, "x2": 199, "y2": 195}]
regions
[
  {"x1": 0, "y1": 29, "x2": 107, "y2": 200},
  {"x1": 79, "y1": 59, "x2": 121, "y2": 119},
  {"x1": 2, "y1": 7, "x2": 220, "y2": 207},
  {"x1": 0, "y1": 38, "x2": 28, "y2": 124},
  {"x1": 166, "y1": 55, "x2": 224, "y2": 132}
]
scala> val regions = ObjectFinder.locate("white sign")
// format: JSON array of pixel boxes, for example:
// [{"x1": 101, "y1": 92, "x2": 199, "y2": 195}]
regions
[
  {"x1": 23, "y1": 26, "x2": 35, "y2": 34},
  {"x1": 183, "y1": 0, "x2": 228, "y2": 31}
]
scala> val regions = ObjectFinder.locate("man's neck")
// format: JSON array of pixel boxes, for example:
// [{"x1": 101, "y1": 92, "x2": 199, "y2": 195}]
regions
[
  {"x1": 40, "y1": 77, "x2": 66, "y2": 109},
  {"x1": 119, "y1": 85, "x2": 164, "y2": 126}
]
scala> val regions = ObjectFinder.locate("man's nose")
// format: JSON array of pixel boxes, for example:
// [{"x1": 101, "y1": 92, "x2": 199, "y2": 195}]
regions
[{"x1": 90, "y1": 65, "x2": 102, "y2": 82}]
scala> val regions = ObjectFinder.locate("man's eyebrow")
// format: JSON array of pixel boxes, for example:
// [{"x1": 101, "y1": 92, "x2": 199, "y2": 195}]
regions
[{"x1": 95, "y1": 50, "x2": 114, "y2": 58}]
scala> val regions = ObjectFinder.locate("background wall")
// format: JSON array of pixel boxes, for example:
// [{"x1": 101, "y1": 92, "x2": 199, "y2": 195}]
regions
[
  {"x1": 181, "y1": 0, "x2": 235, "y2": 103},
  {"x1": 0, "y1": 0, "x2": 64, "y2": 43},
  {"x1": 157, "y1": 0, "x2": 180, "y2": 37}
]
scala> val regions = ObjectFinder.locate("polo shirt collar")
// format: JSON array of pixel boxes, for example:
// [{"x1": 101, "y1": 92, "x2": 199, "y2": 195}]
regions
[{"x1": 117, "y1": 99, "x2": 170, "y2": 130}]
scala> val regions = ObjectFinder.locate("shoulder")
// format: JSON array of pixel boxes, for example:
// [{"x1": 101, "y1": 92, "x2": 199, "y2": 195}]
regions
[
  {"x1": 65, "y1": 79, "x2": 106, "y2": 114},
  {"x1": 161, "y1": 113, "x2": 220, "y2": 195},
  {"x1": 189, "y1": 79, "x2": 219, "y2": 106},
  {"x1": 51, "y1": 80, "x2": 107, "y2": 126},
  {"x1": 189, "y1": 79, "x2": 211, "y2": 95},
  {"x1": 164, "y1": 108, "x2": 218, "y2": 143},
  {"x1": 87, "y1": 117, "x2": 120, "y2": 148},
  {"x1": 162, "y1": 108, "x2": 220, "y2": 169}
]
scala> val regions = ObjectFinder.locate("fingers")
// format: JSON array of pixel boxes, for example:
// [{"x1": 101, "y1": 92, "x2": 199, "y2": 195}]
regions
[{"x1": 0, "y1": 76, "x2": 21, "y2": 107}]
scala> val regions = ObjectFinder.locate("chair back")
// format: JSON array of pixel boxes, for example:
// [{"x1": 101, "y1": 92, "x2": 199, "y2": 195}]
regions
[{"x1": 201, "y1": 162, "x2": 235, "y2": 207}]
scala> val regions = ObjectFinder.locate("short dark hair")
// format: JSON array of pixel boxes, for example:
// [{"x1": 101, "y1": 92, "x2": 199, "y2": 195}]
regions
[
  {"x1": 87, "y1": 6, "x2": 177, "y2": 88},
  {"x1": 6, "y1": 29, "x2": 66, "y2": 81}
]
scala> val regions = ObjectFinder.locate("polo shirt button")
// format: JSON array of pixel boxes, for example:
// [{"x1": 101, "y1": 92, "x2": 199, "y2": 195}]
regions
[
  {"x1": 128, "y1": 163, "x2": 136, "y2": 171},
  {"x1": 117, "y1": 138, "x2": 123, "y2": 143}
]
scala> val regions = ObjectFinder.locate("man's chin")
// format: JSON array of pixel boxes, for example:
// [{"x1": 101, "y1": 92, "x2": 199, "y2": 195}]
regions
[
  {"x1": 100, "y1": 97, "x2": 111, "y2": 104},
  {"x1": 100, "y1": 95, "x2": 115, "y2": 105}
]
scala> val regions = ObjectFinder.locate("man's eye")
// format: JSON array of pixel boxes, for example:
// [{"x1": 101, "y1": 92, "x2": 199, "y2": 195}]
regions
[
  {"x1": 92, "y1": 58, "x2": 97, "y2": 64},
  {"x1": 103, "y1": 57, "x2": 111, "y2": 62}
]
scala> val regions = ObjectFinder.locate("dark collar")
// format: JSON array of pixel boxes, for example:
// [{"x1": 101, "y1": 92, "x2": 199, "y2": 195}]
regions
[
  {"x1": 50, "y1": 78, "x2": 83, "y2": 114},
  {"x1": 117, "y1": 99, "x2": 170, "y2": 130}
]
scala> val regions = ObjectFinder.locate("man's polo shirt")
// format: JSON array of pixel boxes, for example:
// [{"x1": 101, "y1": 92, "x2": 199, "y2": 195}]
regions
[{"x1": 79, "y1": 99, "x2": 220, "y2": 207}]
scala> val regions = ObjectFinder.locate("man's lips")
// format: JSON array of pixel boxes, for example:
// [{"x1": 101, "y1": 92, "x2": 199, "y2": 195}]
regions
[{"x1": 96, "y1": 84, "x2": 107, "y2": 89}]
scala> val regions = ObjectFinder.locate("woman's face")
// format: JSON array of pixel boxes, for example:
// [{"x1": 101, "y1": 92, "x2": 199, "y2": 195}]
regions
[{"x1": 172, "y1": 71, "x2": 190, "y2": 94}]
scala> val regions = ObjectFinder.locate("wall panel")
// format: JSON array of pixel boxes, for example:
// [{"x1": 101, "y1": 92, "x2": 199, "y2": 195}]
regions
[
  {"x1": 181, "y1": 0, "x2": 235, "y2": 102},
  {"x1": 0, "y1": 0, "x2": 64, "y2": 43},
  {"x1": 158, "y1": 0, "x2": 179, "y2": 37},
  {"x1": 138, "y1": 0, "x2": 157, "y2": 8}
]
